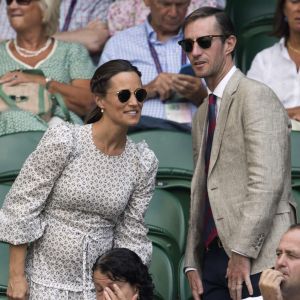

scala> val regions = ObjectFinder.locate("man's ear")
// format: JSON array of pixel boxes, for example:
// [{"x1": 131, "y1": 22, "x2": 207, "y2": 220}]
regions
[{"x1": 225, "y1": 35, "x2": 237, "y2": 56}]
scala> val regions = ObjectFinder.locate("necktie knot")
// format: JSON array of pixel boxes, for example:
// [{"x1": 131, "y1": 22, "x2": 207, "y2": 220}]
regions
[{"x1": 209, "y1": 93, "x2": 217, "y2": 106}]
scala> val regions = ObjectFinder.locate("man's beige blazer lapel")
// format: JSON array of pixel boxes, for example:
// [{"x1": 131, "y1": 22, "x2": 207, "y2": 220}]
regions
[{"x1": 208, "y1": 72, "x2": 241, "y2": 177}]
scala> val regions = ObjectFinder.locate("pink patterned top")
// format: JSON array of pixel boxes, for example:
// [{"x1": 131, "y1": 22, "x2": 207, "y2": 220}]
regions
[{"x1": 107, "y1": 0, "x2": 225, "y2": 35}]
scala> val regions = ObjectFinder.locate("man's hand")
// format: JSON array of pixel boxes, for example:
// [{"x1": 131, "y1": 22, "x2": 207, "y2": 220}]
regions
[
  {"x1": 226, "y1": 252, "x2": 253, "y2": 300},
  {"x1": 144, "y1": 73, "x2": 175, "y2": 100},
  {"x1": 186, "y1": 270, "x2": 203, "y2": 300},
  {"x1": 259, "y1": 269, "x2": 284, "y2": 300},
  {"x1": 172, "y1": 74, "x2": 207, "y2": 106},
  {"x1": 287, "y1": 106, "x2": 300, "y2": 122},
  {"x1": 0, "y1": 71, "x2": 45, "y2": 86},
  {"x1": 7, "y1": 274, "x2": 29, "y2": 300}
]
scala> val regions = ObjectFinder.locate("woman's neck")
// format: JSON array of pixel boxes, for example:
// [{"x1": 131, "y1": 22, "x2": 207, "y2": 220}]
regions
[
  {"x1": 15, "y1": 29, "x2": 48, "y2": 50},
  {"x1": 92, "y1": 119, "x2": 128, "y2": 156}
]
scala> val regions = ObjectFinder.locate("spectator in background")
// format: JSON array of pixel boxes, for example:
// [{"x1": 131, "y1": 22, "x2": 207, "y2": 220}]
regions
[
  {"x1": 100, "y1": 0, "x2": 208, "y2": 131},
  {"x1": 0, "y1": 0, "x2": 95, "y2": 119},
  {"x1": 0, "y1": 0, "x2": 111, "y2": 55},
  {"x1": 93, "y1": 248, "x2": 154, "y2": 300},
  {"x1": 0, "y1": 60, "x2": 157, "y2": 299},
  {"x1": 247, "y1": 0, "x2": 300, "y2": 129},
  {"x1": 259, "y1": 224, "x2": 300, "y2": 300},
  {"x1": 107, "y1": 0, "x2": 225, "y2": 35}
]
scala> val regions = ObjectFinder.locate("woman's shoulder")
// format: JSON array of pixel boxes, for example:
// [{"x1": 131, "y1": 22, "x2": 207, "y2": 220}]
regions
[
  {"x1": 43, "y1": 122, "x2": 83, "y2": 144},
  {"x1": 55, "y1": 39, "x2": 89, "y2": 54},
  {"x1": 128, "y1": 138, "x2": 158, "y2": 172}
]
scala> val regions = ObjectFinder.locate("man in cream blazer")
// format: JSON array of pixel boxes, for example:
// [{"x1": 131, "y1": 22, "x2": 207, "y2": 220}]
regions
[{"x1": 178, "y1": 7, "x2": 296, "y2": 300}]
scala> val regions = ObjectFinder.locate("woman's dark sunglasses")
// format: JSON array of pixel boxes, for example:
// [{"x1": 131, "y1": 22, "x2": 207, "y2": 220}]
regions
[
  {"x1": 178, "y1": 35, "x2": 227, "y2": 53},
  {"x1": 6, "y1": 0, "x2": 33, "y2": 5},
  {"x1": 115, "y1": 88, "x2": 147, "y2": 103}
]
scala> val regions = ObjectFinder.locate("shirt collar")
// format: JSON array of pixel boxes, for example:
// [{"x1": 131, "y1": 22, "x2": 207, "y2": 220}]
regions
[
  {"x1": 280, "y1": 37, "x2": 292, "y2": 60},
  {"x1": 145, "y1": 16, "x2": 183, "y2": 43},
  {"x1": 207, "y1": 66, "x2": 237, "y2": 99}
]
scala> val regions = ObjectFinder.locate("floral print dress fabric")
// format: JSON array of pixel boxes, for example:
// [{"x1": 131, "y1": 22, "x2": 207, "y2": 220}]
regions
[{"x1": 0, "y1": 123, "x2": 158, "y2": 299}]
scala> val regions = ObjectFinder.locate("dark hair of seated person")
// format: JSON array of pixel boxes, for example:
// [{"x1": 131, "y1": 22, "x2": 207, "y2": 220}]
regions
[{"x1": 92, "y1": 248, "x2": 154, "y2": 300}]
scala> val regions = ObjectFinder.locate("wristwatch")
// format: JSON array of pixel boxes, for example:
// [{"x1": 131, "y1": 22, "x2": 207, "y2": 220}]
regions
[{"x1": 45, "y1": 77, "x2": 53, "y2": 90}]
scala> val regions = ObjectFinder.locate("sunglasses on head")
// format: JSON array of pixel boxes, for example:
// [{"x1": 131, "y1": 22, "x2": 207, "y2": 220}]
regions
[
  {"x1": 178, "y1": 35, "x2": 227, "y2": 53},
  {"x1": 6, "y1": 0, "x2": 33, "y2": 5},
  {"x1": 111, "y1": 88, "x2": 147, "y2": 103}
]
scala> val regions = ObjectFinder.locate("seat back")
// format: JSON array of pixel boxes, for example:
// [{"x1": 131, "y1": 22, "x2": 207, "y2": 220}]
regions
[
  {"x1": 0, "y1": 182, "x2": 12, "y2": 294},
  {"x1": 145, "y1": 188, "x2": 186, "y2": 254},
  {"x1": 291, "y1": 131, "x2": 300, "y2": 177},
  {"x1": 236, "y1": 22, "x2": 278, "y2": 73},
  {"x1": 0, "y1": 131, "x2": 44, "y2": 182},
  {"x1": 129, "y1": 130, "x2": 193, "y2": 180},
  {"x1": 149, "y1": 243, "x2": 176, "y2": 300},
  {"x1": 226, "y1": 0, "x2": 277, "y2": 35}
]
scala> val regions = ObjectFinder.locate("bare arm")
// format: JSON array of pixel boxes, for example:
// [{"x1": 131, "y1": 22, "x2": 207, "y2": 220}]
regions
[
  {"x1": 7, "y1": 244, "x2": 29, "y2": 300},
  {"x1": 0, "y1": 71, "x2": 95, "y2": 117},
  {"x1": 287, "y1": 106, "x2": 300, "y2": 121},
  {"x1": 54, "y1": 20, "x2": 109, "y2": 54}
]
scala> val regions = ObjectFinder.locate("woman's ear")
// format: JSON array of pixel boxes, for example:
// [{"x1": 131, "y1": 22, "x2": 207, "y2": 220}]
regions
[{"x1": 95, "y1": 95, "x2": 105, "y2": 111}]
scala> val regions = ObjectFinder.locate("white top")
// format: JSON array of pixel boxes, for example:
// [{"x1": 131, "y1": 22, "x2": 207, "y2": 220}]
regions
[
  {"x1": 0, "y1": 123, "x2": 158, "y2": 297},
  {"x1": 247, "y1": 38, "x2": 300, "y2": 109}
]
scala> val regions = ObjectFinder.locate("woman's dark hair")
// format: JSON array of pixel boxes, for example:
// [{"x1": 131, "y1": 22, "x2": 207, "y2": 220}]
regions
[
  {"x1": 92, "y1": 248, "x2": 154, "y2": 300},
  {"x1": 273, "y1": 0, "x2": 289, "y2": 39},
  {"x1": 182, "y1": 7, "x2": 236, "y2": 57},
  {"x1": 85, "y1": 59, "x2": 142, "y2": 124}
]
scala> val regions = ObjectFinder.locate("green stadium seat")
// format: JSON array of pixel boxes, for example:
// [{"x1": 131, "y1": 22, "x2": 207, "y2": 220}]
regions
[
  {"x1": 236, "y1": 22, "x2": 279, "y2": 73},
  {"x1": 145, "y1": 188, "x2": 186, "y2": 255},
  {"x1": 0, "y1": 183, "x2": 12, "y2": 296},
  {"x1": 0, "y1": 131, "x2": 44, "y2": 182},
  {"x1": 226, "y1": 0, "x2": 277, "y2": 35},
  {"x1": 149, "y1": 243, "x2": 176, "y2": 300},
  {"x1": 178, "y1": 254, "x2": 193, "y2": 300},
  {"x1": 291, "y1": 131, "x2": 300, "y2": 178},
  {"x1": 0, "y1": 242, "x2": 9, "y2": 296},
  {"x1": 128, "y1": 130, "x2": 193, "y2": 180}
]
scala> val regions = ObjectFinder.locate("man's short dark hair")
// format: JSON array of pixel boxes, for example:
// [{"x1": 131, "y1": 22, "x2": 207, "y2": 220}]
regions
[
  {"x1": 182, "y1": 6, "x2": 236, "y2": 38},
  {"x1": 287, "y1": 223, "x2": 300, "y2": 232}
]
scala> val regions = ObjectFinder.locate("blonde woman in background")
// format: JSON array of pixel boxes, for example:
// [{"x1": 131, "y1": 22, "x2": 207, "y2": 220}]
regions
[{"x1": 0, "y1": 0, "x2": 95, "y2": 119}]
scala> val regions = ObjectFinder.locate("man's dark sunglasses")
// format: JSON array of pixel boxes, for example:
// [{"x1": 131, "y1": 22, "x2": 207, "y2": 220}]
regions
[
  {"x1": 6, "y1": 0, "x2": 33, "y2": 5},
  {"x1": 114, "y1": 88, "x2": 147, "y2": 103},
  {"x1": 178, "y1": 35, "x2": 227, "y2": 53}
]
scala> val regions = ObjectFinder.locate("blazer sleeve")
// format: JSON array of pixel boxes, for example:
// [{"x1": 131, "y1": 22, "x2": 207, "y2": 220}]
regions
[{"x1": 232, "y1": 81, "x2": 291, "y2": 258}]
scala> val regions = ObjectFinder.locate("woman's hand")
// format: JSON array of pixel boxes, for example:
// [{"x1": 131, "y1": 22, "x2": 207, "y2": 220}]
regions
[
  {"x1": 103, "y1": 284, "x2": 138, "y2": 300},
  {"x1": 7, "y1": 274, "x2": 29, "y2": 300},
  {"x1": 0, "y1": 70, "x2": 45, "y2": 87}
]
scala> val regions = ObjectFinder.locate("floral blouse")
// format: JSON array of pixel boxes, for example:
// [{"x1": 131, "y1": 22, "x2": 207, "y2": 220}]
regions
[{"x1": 0, "y1": 123, "x2": 158, "y2": 297}]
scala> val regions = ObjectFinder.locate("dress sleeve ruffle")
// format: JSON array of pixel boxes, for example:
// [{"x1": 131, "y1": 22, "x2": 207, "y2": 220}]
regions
[
  {"x1": 114, "y1": 140, "x2": 158, "y2": 265},
  {"x1": 0, "y1": 123, "x2": 74, "y2": 245}
]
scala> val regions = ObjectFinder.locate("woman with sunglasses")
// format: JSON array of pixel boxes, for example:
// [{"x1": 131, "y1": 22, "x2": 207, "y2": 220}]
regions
[
  {"x1": 0, "y1": 0, "x2": 95, "y2": 120},
  {"x1": 0, "y1": 59, "x2": 158, "y2": 300}
]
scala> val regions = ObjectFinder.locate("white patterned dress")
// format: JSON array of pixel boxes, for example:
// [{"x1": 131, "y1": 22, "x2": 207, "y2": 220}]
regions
[{"x1": 0, "y1": 123, "x2": 158, "y2": 299}]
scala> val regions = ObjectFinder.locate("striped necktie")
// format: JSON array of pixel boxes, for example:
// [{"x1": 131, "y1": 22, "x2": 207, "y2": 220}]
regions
[{"x1": 203, "y1": 94, "x2": 218, "y2": 248}]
